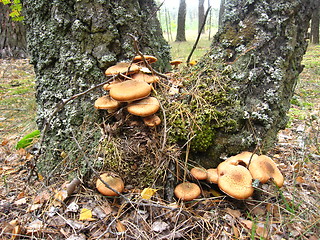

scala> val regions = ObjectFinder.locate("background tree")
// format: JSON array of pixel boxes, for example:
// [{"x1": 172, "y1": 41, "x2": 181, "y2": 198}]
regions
[
  {"x1": 198, "y1": 0, "x2": 205, "y2": 34},
  {"x1": 218, "y1": 0, "x2": 225, "y2": 29},
  {"x1": 310, "y1": 1, "x2": 319, "y2": 44},
  {"x1": 175, "y1": 0, "x2": 187, "y2": 41},
  {"x1": 0, "y1": 2, "x2": 27, "y2": 58}
]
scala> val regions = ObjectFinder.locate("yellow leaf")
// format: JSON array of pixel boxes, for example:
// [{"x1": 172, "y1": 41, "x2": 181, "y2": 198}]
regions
[
  {"x1": 116, "y1": 221, "x2": 126, "y2": 232},
  {"x1": 79, "y1": 208, "x2": 95, "y2": 221},
  {"x1": 141, "y1": 188, "x2": 157, "y2": 200}
]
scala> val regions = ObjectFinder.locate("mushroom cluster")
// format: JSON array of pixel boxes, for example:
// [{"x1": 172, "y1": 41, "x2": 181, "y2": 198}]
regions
[
  {"x1": 174, "y1": 152, "x2": 284, "y2": 201},
  {"x1": 94, "y1": 56, "x2": 162, "y2": 127}
]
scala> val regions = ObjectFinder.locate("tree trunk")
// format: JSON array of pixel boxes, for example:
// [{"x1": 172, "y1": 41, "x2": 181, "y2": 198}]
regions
[
  {"x1": 218, "y1": 0, "x2": 225, "y2": 30},
  {"x1": 168, "y1": 0, "x2": 316, "y2": 167},
  {"x1": 0, "y1": 4, "x2": 28, "y2": 58},
  {"x1": 175, "y1": 0, "x2": 186, "y2": 42},
  {"x1": 198, "y1": 0, "x2": 205, "y2": 34},
  {"x1": 310, "y1": 2, "x2": 319, "y2": 44},
  {"x1": 23, "y1": 0, "x2": 171, "y2": 186}
]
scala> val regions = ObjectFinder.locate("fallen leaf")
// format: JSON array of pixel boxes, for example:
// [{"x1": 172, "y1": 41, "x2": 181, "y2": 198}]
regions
[
  {"x1": 26, "y1": 219, "x2": 44, "y2": 233},
  {"x1": 79, "y1": 208, "x2": 95, "y2": 221},
  {"x1": 141, "y1": 188, "x2": 157, "y2": 200},
  {"x1": 14, "y1": 197, "x2": 27, "y2": 205},
  {"x1": 66, "y1": 202, "x2": 79, "y2": 213},
  {"x1": 116, "y1": 220, "x2": 126, "y2": 232},
  {"x1": 151, "y1": 221, "x2": 169, "y2": 233},
  {"x1": 296, "y1": 176, "x2": 305, "y2": 184},
  {"x1": 225, "y1": 208, "x2": 241, "y2": 218},
  {"x1": 241, "y1": 219, "x2": 253, "y2": 229}
]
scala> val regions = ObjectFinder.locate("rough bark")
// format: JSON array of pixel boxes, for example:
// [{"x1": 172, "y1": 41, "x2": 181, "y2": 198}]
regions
[
  {"x1": 0, "y1": 4, "x2": 28, "y2": 58},
  {"x1": 168, "y1": 0, "x2": 316, "y2": 167},
  {"x1": 310, "y1": 2, "x2": 319, "y2": 44},
  {"x1": 175, "y1": 0, "x2": 186, "y2": 42},
  {"x1": 23, "y1": 0, "x2": 171, "y2": 184}
]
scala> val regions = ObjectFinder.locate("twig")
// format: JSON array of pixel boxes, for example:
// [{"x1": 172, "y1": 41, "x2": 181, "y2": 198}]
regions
[
  {"x1": 128, "y1": 33, "x2": 168, "y2": 79},
  {"x1": 186, "y1": 6, "x2": 212, "y2": 65}
]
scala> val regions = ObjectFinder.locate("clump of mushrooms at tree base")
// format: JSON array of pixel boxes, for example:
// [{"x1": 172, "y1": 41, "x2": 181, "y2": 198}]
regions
[
  {"x1": 94, "y1": 55, "x2": 162, "y2": 127},
  {"x1": 175, "y1": 151, "x2": 284, "y2": 201}
]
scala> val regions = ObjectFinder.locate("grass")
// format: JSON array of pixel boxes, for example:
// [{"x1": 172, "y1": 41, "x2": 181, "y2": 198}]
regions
[{"x1": 166, "y1": 30, "x2": 215, "y2": 61}]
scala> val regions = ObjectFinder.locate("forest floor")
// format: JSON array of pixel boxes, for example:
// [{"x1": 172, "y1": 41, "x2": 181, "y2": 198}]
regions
[{"x1": 0, "y1": 43, "x2": 319, "y2": 239}]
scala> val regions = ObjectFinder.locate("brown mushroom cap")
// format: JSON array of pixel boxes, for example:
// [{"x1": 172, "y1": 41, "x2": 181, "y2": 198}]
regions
[
  {"x1": 170, "y1": 60, "x2": 183, "y2": 67},
  {"x1": 225, "y1": 151, "x2": 258, "y2": 167},
  {"x1": 102, "y1": 79, "x2": 122, "y2": 91},
  {"x1": 218, "y1": 164, "x2": 254, "y2": 200},
  {"x1": 248, "y1": 155, "x2": 284, "y2": 187},
  {"x1": 96, "y1": 173, "x2": 124, "y2": 196},
  {"x1": 133, "y1": 55, "x2": 158, "y2": 64},
  {"x1": 143, "y1": 114, "x2": 161, "y2": 127},
  {"x1": 190, "y1": 167, "x2": 208, "y2": 180},
  {"x1": 94, "y1": 95, "x2": 120, "y2": 111},
  {"x1": 207, "y1": 168, "x2": 219, "y2": 184},
  {"x1": 174, "y1": 182, "x2": 201, "y2": 201},
  {"x1": 105, "y1": 62, "x2": 140, "y2": 76},
  {"x1": 131, "y1": 72, "x2": 159, "y2": 84},
  {"x1": 127, "y1": 97, "x2": 160, "y2": 117},
  {"x1": 109, "y1": 80, "x2": 152, "y2": 102}
]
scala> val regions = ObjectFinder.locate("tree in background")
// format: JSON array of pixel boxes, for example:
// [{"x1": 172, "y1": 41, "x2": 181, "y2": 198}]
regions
[
  {"x1": 310, "y1": 1, "x2": 319, "y2": 44},
  {"x1": 198, "y1": 0, "x2": 205, "y2": 34},
  {"x1": 218, "y1": 0, "x2": 225, "y2": 29},
  {"x1": 175, "y1": 0, "x2": 186, "y2": 41},
  {"x1": 0, "y1": 2, "x2": 27, "y2": 58}
]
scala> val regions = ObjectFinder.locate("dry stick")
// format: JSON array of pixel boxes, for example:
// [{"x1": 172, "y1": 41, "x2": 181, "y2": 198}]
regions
[
  {"x1": 186, "y1": 6, "x2": 212, "y2": 65},
  {"x1": 128, "y1": 33, "x2": 168, "y2": 79},
  {"x1": 28, "y1": 75, "x2": 118, "y2": 181}
]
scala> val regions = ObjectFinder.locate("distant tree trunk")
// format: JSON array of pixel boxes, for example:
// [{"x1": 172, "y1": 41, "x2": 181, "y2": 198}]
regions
[
  {"x1": 310, "y1": 2, "x2": 319, "y2": 44},
  {"x1": 172, "y1": 0, "x2": 316, "y2": 167},
  {"x1": 198, "y1": 0, "x2": 205, "y2": 34},
  {"x1": 0, "y1": 4, "x2": 28, "y2": 58},
  {"x1": 23, "y1": 0, "x2": 171, "y2": 185},
  {"x1": 218, "y1": 0, "x2": 225, "y2": 29},
  {"x1": 175, "y1": 0, "x2": 186, "y2": 42}
]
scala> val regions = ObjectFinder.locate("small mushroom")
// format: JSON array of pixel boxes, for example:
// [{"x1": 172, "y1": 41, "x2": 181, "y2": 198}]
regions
[
  {"x1": 94, "y1": 95, "x2": 120, "y2": 113},
  {"x1": 190, "y1": 167, "x2": 208, "y2": 180},
  {"x1": 143, "y1": 114, "x2": 161, "y2": 127},
  {"x1": 131, "y1": 72, "x2": 159, "y2": 84},
  {"x1": 170, "y1": 60, "x2": 183, "y2": 69},
  {"x1": 109, "y1": 80, "x2": 152, "y2": 102},
  {"x1": 133, "y1": 55, "x2": 158, "y2": 64},
  {"x1": 206, "y1": 168, "x2": 219, "y2": 184},
  {"x1": 96, "y1": 173, "x2": 124, "y2": 196},
  {"x1": 248, "y1": 155, "x2": 284, "y2": 187},
  {"x1": 217, "y1": 164, "x2": 254, "y2": 200},
  {"x1": 174, "y1": 182, "x2": 201, "y2": 201},
  {"x1": 102, "y1": 79, "x2": 122, "y2": 91},
  {"x1": 105, "y1": 62, "x2": 140, "y2": 76},
  {"x1": 225, "y1": 151, "x2": 258, "y2": 167},
  {"x1": 127, "y1": 97, "x2": 160, "y2": 117}
]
